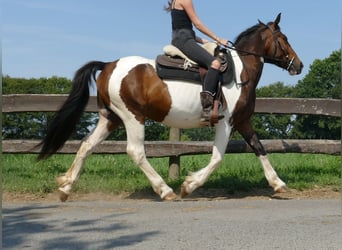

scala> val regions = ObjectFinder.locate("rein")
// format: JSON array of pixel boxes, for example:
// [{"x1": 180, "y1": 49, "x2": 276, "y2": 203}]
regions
[{"x1": 226, "y1": 41, "x2": 282, "y2": 63}]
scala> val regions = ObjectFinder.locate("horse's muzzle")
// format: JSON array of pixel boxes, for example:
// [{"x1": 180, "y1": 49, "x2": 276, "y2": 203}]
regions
[{"x1": 288, "y1": 57, "x2": 303, "y2": 75}]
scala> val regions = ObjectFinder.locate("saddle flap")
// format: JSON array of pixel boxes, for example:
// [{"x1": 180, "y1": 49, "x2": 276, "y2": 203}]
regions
[{"x1": 156, "y1": 55, "x2": 199, "y2": 72}]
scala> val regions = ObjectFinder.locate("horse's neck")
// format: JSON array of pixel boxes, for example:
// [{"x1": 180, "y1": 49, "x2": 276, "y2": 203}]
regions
[{"x1": 237, "y1": 44, "x2": 264, "y2": 85}]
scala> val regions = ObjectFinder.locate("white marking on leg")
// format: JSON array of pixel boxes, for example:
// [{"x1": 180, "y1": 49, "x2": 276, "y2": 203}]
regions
[
  {"x1": 182, "y1": 121, "x2": 231, "y2": 197},
  {"x1": 125, "y1": 119, "x2": 175, "y2": 200},
  {"x1": 182, "y1": 145, "x2": 223, "y2": 195},
  {"x1": 58, "y1": 114, "x2": 113, "y2": 199},
  {"x1": 259, "y1": 155, "x2": 287, "y2": 192}
]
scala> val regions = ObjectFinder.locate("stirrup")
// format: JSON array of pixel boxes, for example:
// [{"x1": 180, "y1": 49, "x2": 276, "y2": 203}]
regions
[
  {"x1": 200, "y1": 100, "x2": 224, "y2": 125},
  {"x1": 211, "y1": 99, "x2": 222, "y2": 124},
  {"x1": 200, "y1": 112, "x2": 224, "y2": 124}
]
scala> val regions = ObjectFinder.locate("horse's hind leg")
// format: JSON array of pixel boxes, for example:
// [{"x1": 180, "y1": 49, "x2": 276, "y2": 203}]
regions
[
  {"x1": 57, "y1": 109, "x2": 121, "y2": 201},
  {"x1": 236, "y1": 122, "x2": 287, "y2": 192},
  {"x1": 124, "y1": 118, "x2": 177, "y2": 201}
]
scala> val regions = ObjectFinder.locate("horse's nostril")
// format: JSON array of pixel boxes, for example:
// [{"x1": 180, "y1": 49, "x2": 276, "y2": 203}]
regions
[{"x1": 297, "y1": 62, "x2": 304, "y2": 74}]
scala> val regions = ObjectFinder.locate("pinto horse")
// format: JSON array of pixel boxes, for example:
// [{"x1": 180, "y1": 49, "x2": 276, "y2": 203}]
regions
[{"x1": 38, "y1": 13, "x2": 303, "y2": 201}]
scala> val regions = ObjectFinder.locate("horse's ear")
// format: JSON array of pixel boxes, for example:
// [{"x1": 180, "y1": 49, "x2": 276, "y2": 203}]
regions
[
  {"x1": 258, "y1": 19, "x2": 265, "y2": 26},
  {"x1": 274, "y1": 13, "x2": 281, "y2": 25}
]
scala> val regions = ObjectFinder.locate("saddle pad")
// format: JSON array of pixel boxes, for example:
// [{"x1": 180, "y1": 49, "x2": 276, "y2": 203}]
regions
[{"x1": 163, "y1": 42, "x2": 217, "y2": 64}]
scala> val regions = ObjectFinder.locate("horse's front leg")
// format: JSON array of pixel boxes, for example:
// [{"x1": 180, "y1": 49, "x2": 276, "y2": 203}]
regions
[
  {"x1": 181, "y1": 121, "x2": 231, "y2": 197},
  {"x1": 58, "y1": 110, "x2": 119, "y2": 201},
  {"x1": 236, "y1": 121, "x2": 287, "y2": 192}
]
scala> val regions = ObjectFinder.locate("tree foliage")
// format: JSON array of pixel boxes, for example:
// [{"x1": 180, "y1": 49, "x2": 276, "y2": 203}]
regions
[
  {"x1": 252, "y1": 82, "x2": 295, "y2": 139},
  {"x1": 2, "y1": 76, "x2": 95, "y2": 139},
  {"x1": 295, "y1": 50, "x2": 341, "y2": 99},
  {"x1": 292, "y1": 50, "x2": 341, "y2": 139},
  {"x1": 105, "y1": 120, "x2": 170, "y2": 141}
]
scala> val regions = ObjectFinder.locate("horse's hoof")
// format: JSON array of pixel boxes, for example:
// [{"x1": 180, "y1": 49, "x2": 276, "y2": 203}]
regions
[
  {"x1": 59, "y1": 190, "x2": 69, "y2": 202},
  {"x1": 164, "y1": 191, "x2": 178, "y2": 201},
  {"x1": 274, "y1": 185, "x2": 288, "y2": 193},
  {"x1": 180, "y1": 184, "x2": 189, "y2": 198}
]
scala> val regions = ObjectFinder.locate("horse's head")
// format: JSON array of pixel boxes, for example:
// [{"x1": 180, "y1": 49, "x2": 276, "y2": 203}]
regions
[{"x1": 260, "y1": 13, "x2": 303, "y2": 75}]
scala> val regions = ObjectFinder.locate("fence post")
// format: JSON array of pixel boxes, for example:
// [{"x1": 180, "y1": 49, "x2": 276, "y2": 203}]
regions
[{"x1": 168, "y1": 127, "x2": 180, "y2": 180}]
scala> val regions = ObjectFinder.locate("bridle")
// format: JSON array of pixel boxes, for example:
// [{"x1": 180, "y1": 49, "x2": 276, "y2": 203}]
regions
[
  {"x1": 267, "y1": 25, "x2": 296, "y2": 71},
  {"x1": 226, "y1": 24, "x2": 296, "y2": 72}
]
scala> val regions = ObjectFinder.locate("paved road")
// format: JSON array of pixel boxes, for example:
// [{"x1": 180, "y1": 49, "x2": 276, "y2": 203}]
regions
[{"x1": 2, "y1": 198, "x2": 341, "y2": 249}]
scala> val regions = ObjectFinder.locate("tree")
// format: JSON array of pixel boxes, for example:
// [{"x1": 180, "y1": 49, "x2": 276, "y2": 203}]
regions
[
  {"x1": 2, "y1": 76, "x2": 95, "y2": 140},
  {"x1": 251, "y1": 82, "x2": 295, "y2": 139},
  {"x1": 105, "y1": 119, "x2": 170, "y2": 141},
  {"x1": 295, "y1": 50, "x2": 341, "y2": 99},
  {"x1": 291, "y1": 50, "x2": 341, "y2": 139},
  {"x1": 181, "y1": 127, "x2": 215, "y2": 141}
]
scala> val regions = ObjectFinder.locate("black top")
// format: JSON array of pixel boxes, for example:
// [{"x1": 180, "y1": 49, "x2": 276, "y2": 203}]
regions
[{"x1": 171, "y1": 9, "x2": 193, "y2": 30}]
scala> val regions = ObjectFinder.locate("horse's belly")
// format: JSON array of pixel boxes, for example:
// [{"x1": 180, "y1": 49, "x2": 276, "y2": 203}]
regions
[
  {"x1": 162, "y1": 112, "x2": 204, "y2": 129},
  {"x1": 160, "y1": 80, "x2": 242, "y2": 129},
  {"x1": 160, "y1": 81, "x2": 205, "y2": 128}
]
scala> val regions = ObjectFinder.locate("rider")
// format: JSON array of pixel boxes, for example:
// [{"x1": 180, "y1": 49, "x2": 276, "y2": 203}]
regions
[{"x1": 164, "y1": 0, "x2": 229, "y2": 122}]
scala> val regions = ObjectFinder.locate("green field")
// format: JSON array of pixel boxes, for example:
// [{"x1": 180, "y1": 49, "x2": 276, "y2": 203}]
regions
[{"x1": 2, "y1": 153, "x2": 341, "y2": 195}]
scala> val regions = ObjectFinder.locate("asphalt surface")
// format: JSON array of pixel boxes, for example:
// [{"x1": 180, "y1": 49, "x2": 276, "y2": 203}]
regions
[{"x1": 2, "y1": 198, "x2": 341, "y2": 250}]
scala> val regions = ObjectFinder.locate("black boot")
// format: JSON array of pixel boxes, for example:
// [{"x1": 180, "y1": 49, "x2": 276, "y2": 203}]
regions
[
  {"x1": 200, "y1": 91, "x2": 214, "y2": 122},
  {"x1": 203, "y1": 67, "x2": 221, "y2": 94},
  {"x1": 200, "y1": 68, "x2": 224, "y2": 123}
]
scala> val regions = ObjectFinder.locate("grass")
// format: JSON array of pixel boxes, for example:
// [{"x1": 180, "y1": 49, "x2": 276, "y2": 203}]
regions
[{"x1": 2, "y1": 153, "x2": 341, "y2": 195}]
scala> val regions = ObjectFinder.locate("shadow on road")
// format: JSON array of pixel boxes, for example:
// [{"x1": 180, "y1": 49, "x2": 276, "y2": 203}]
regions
[{"x1": 3, "y1": 204, "x2": 160, "y2": 249}]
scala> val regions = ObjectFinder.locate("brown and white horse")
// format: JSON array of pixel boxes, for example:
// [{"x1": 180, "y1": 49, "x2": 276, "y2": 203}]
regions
[{"x1": 38, "y1": 13, "x2": 303, "y2": 201}]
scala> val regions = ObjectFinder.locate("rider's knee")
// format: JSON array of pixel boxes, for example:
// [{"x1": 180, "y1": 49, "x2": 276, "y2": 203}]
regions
[{"x1": 210, "y1": 59, "x2": 221, "y2": 69}]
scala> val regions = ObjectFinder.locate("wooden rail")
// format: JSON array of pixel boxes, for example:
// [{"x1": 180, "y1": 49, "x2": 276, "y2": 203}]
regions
[
  {"x1": 3, "y1": 139, "x2": 340, "y2": 156},
  {"x1": 2, "y1": 94, "x2": 341, "y2": 117}
]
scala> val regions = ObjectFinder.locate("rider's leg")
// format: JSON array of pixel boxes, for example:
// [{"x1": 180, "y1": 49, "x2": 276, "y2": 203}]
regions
[
  {"x1": 200, "y1": 59, "x2": 222, "y2": 122},
  {"x1": 172, "y1": 32, "x2": 223, "y2": 122}
]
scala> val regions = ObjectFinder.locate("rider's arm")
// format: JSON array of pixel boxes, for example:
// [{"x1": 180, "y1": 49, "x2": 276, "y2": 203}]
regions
[{"x1": 181, "y1": 0, "x2": 228, "y2": 46}]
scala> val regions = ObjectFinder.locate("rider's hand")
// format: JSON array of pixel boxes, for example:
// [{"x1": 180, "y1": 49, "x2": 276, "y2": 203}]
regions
[{"x1": 216, "y1": 37, "x2": 229, "y2": 47}]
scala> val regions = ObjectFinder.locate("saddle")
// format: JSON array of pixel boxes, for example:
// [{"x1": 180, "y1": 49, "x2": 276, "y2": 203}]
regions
[
  {"x1": 156, "y1": 42, "x2": 235, "y2": 84},
  {"x1": 156, "y1": 42, "x2": 236, "y2": 125}
]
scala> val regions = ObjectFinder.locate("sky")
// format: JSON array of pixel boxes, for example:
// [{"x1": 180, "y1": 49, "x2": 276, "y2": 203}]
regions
[{"x1": 2, "y1": 0, "x2": 341, "y2": 87}]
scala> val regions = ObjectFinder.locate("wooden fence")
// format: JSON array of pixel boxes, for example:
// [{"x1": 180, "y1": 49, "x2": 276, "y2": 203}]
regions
[
  {"x1": 3, "y1": 94, "x2": 341, "y2": 116},
  {"x1": 2, "y1": 95, "x2": 341, "y2": 178}
]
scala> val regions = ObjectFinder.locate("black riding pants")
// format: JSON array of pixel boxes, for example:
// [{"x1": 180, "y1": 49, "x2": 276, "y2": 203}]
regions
[
  {"x1": 172, "y1": 29, "x2": 219, "y2": 94},
  {"x1": 172, "y1": 29, "x2": 214, "y2": 68}
]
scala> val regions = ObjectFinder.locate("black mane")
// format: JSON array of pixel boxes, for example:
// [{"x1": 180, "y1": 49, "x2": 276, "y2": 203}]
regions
[
  {"x1": 234, "y1": 23, "x2": 266, "y2": 45},
  {"x1": 234, "y1": 19, "x2": 281, "y2": 45}
]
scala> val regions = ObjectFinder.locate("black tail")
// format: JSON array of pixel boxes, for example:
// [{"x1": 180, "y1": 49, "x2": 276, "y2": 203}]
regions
[{"x1": 37, "y1": 61, "x2": 107, "y2": 160}]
